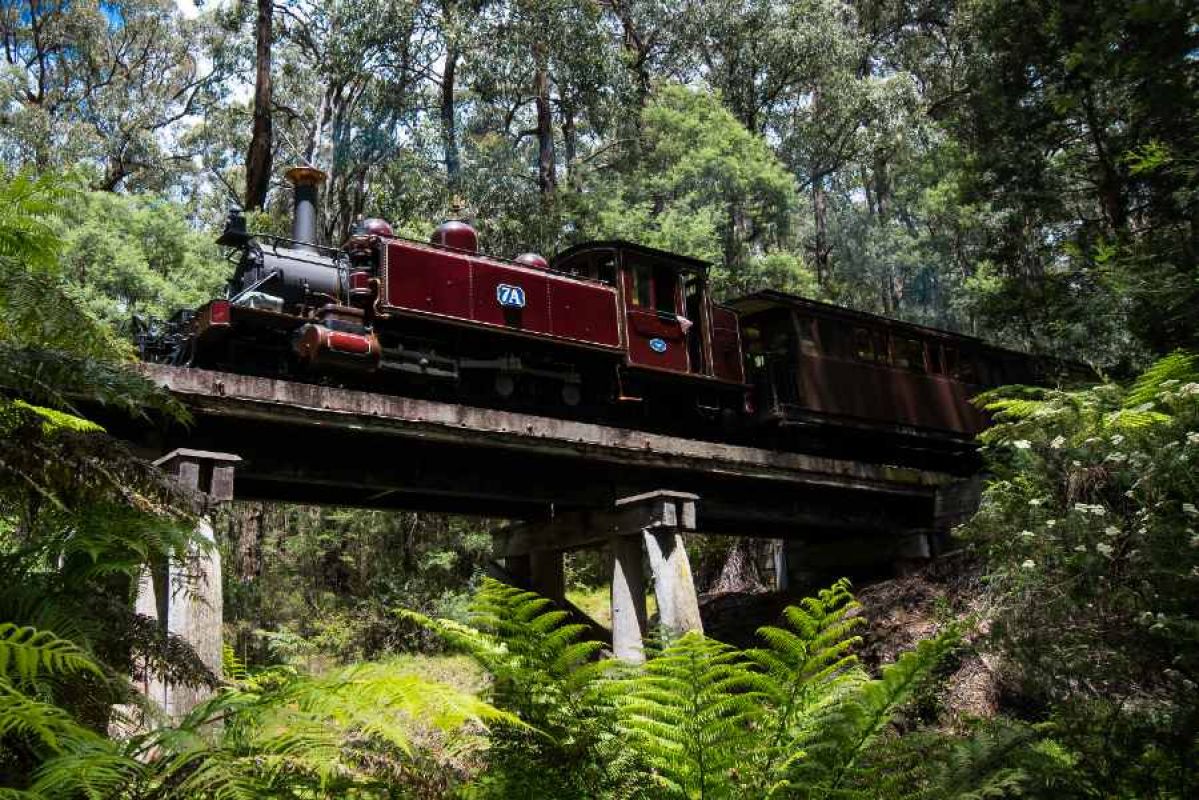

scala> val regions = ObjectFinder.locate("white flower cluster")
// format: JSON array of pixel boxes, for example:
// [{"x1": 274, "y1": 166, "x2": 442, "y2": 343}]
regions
[
  {"x1": 1186, "y1": 431, "x2": 1199, "y2": 446},
  {"x1": 1180, "y1": 382, "x2": 1199, "y2": 396},
  {"x1": 1012, "y1": 440, "x2": 1032, "y2": 450},
  {"x1": 1073, "y1": 503, "x2": 1107, "y2": 516},
  {"x1": 1050, "y1": 435, "x2": 1067, "y2": 449}
]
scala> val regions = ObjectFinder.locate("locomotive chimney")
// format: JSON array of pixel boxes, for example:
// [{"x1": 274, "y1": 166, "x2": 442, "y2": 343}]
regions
[{"x1": 285, "y1": 166, "x2": 327, "y2": 247}]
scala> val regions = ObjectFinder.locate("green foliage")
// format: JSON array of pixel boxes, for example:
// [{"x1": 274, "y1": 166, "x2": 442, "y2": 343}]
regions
[
  {"x1": 620, "y1": 632, "x2": 761, "y2": 799},
  {"x1": 408, "y1": 579, "x2": 632, "y2": 799},
  {"x1": 61, "y1": 191, "x2": 229, "y2": 334},
  {"x1": 578, "y1": 84, "x2": 809, "y2": 298},
  {"x1": 416, "y1": 578, "x2": 971, "y2": 799},
  {"x1": 132, "y1": 659, "x2": 511, "y2": 798},
  {"x1": 963, "y1": 352, "x2": 1199, "y2": 796}
]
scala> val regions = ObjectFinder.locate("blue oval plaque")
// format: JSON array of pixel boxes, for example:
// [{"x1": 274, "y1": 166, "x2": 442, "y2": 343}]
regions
[{"x1": 649, "y1": 337, "x2": 668, "y2": 353}]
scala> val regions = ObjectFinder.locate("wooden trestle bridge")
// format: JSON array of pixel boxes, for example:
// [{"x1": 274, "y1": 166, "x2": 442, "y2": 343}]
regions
[{"x1": 104, "y1": 365, "x2": 981, "y2": 712}]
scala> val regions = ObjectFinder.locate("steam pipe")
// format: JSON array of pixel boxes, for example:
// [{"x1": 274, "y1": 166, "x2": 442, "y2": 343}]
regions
[{"x1": 285, "y1": 166, "x2": 327, "y2": 248}]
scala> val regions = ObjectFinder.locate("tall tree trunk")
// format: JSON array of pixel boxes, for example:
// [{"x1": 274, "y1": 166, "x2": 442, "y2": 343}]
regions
[
  {"x1": 533, "y1": 45, "x2": 556, "y2": 197},
  {"x1": 440, "y1": 6, "x2": 460, "y2": 188},
  {"x1": 244, "y1": 0, "x2": 274, "y2": 210},
  {"x1": 873, "y1": 155, "x2": 891, "y2": 222},
  {"x1": 561, "y1": 96, "x2": 577, "y2": 188},
  {"x1": 812, "y1": 173, "x2": 830, "y2": 287}
]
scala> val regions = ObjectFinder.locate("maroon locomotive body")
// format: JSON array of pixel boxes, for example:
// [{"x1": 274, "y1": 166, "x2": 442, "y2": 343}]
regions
[
  {"x1": 178, "y1": 168, "x2": 747, "y2": 423},
  {"x1": 145, "y1": 167, "x2": 1058, "y2": 468}
]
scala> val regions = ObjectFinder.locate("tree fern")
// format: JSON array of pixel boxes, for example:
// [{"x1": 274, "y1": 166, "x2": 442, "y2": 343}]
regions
[
  {"x1": 410, "y1": 578, "x2": 644, "y2": 798},
  {"x1": 742, "y1": 579, "x2": 868, "y2": 796},
  {"x1": 789, "y1": 631, "x2": 959, "y2": 798},
  {"x1": 619, "y1": 632, "x2": 764, "y2": 799},
  {"x1": 137, "y1": 658, "x2": 512, "y2": 798}
]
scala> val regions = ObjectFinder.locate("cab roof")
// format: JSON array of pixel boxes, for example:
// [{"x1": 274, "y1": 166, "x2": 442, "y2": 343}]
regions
[{"x1": 551, "y1": 240, "x2": 711, "y2": 275}]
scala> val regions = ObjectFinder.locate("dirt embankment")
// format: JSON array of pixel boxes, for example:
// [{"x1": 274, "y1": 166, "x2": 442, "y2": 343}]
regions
[{"x1": 700, "y1": 552, "x2": 1003, "y2": 728}]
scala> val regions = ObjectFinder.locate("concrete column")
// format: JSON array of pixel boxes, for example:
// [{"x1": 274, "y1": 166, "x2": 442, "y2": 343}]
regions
[
  {"x1": 505, "y1": 554, "x2": 532, "y2": 587},
  {"x1": 773, "y1": 539, "x2": 789, "y2": 592},
  {"x1": 530, "y1": 550, "x2": 565, "y2": 602},
  {"x1": 643, "y1": 529, "x2": 703, "y2": 635},
  {"x1": 610, "y1": 535, "x2": 648, "y2": 663},
  {"x1": 138, "y1": 449, "x2": 239, "y2": 720}
]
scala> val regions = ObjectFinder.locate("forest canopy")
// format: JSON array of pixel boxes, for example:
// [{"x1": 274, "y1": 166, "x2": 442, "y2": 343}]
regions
[
  {"x1": 1, "y1": 0, "x2": 1198, "y2": 798},
  {"x1": 2, "y1": 0, "x2": 1194, "y2": 367}
]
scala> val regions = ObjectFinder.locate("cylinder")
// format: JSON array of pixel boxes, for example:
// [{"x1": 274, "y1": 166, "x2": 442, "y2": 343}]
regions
[{"x1": 285, "y1": 166, "x2": 327, "y2": 246}]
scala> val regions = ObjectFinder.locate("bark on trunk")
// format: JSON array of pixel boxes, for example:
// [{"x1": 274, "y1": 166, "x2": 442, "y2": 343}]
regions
[
  {"x1": 440, "y1": 30, "x2": 460, "y2": 187},
  {"x1": 562, "y1": 97, "x2": 577, "y2": 188},
  {"x1": 709, "y1": 539, "x2": 769, "y2": 595},
  {"x1": 244, "y1": 0, "x2": 274, "y2": 211},
  {"x1": 533, "y1": 46, "x2": 556, "y2": 196},
  {"x1": 812, "y1": 173, "x2": 830, "y2": 287}
]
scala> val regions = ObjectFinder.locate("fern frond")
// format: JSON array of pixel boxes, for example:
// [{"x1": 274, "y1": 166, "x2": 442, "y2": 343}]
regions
[
  {"x1": 0, "y1": 678, "x2": 101, "y2": 753},
  {"x1": 0, "y1": 623, "x2": 103, "y2": 686},
  {"x1": 620, "y1": 632, "x2": 764, "y2": 799},
  {"x1": 798, "y1": 629, "x2": 960, "y2": 794},
  {"x1": 1123, "y1": 350, "x2": 1199, "y2": 409},
  {"x1": 28, "y1": 736, "x2": 142, "y2": 800}
]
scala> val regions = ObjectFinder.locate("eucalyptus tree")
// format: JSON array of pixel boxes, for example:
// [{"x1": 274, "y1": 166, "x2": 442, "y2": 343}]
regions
[
  {"x1": 265, "y1": 0, "x2": 440, "y2": 241},
  {"x1": 0, "y1": 0, "x2": 235, "y2": 191},
  {"x1": 945, "y1": 0, "x2": 1199, "y2": 361}
]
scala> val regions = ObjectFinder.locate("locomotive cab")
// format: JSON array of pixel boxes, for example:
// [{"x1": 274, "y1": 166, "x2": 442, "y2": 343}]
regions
[{"x1": 552, "y1": 242, "x2": 744, "y2": 386}]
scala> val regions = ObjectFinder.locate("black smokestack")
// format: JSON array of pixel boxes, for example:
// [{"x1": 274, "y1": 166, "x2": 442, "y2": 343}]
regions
[{"x1": 285, "y1": 166, "x2": 327, "y2": 246}]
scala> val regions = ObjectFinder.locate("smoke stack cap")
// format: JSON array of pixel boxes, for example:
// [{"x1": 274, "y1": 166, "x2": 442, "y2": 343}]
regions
[
  {"x1": 285, "y1": 165, "x2": 327, "y2": 188},
  {"x1": 514, "y1": 252, "x2": 549, "y2": 270},
  {"x1": 431, "y1": 219, "x2": 478, "y2": 253}
]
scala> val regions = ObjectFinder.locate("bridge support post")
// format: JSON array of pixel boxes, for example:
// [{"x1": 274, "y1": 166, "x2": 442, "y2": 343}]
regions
[
  {"x1": 530, "y1": 551, "x2": 565, "y2": 602},
  {"x1": 136, "y1": 449, "x2": 239, "y2": 720},
  {"x1": 643, "y1": 529, "x2": 703, "y2": 636},
  {"x1": 610, "y1": 534, "x2": 648, "y2": 663},
  {"x1": 493, "y1": 490, "x2": 702, "y2": 662}
]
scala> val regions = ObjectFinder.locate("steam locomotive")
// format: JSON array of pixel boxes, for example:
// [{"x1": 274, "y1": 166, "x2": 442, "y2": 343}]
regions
[{"x1": 141, "y1": 167, "x2": 1053, "y2": 468}]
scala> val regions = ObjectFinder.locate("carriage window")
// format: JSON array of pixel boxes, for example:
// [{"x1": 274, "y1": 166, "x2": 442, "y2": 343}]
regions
[
  {"x1": 929, "y1": 345, "x2": 945, "y2": 374},
  {"x1": 795, "y1": 316, "x2": 819, "y2": 355},
  {"x1": 894, "y1": 337, "x2": 926, "y2": 373},
  {"x1": 653, "y1": 264, "x2": 679, "y2": 314},
  {"x1": 943, "y1": 346, "x2": 959, "y2": 377},
  {"x1": 853, "y1": 328, "x2": 875, "y2": 362},
  {"x1": 945, "y1": 347, "x2": 977, "y2": 382}
]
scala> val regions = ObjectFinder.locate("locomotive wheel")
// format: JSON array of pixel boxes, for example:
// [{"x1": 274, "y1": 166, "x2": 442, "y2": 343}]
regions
[
  {"x1": 494, "y1": 372, "x2": 517, "y2": 399},
  {"x1": 561, "y1": 382, "x2": 582, "y2": 407}
]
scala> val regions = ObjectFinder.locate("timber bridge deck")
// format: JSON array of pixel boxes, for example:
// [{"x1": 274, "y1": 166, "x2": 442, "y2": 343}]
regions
[{"x1": 116, "y1": 364, "x2": 976, "y2": 542}]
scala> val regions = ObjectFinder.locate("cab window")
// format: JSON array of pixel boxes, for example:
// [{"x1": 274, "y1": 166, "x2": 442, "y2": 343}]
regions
[
  {"x1": 629, "y1": 260, "x2": 653, "y2": 307},
  {"x1": 653, "y1": 264, "x2": 679, "y2": 314}
]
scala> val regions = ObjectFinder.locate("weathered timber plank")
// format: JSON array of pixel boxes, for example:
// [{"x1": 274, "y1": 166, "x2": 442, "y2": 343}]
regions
[
  {"x1": 495, "y1": 496, "x2": 686, "y2": 556},
  {"x1": 140, "y1": 365, "x2": 952, "y2": 493}
]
